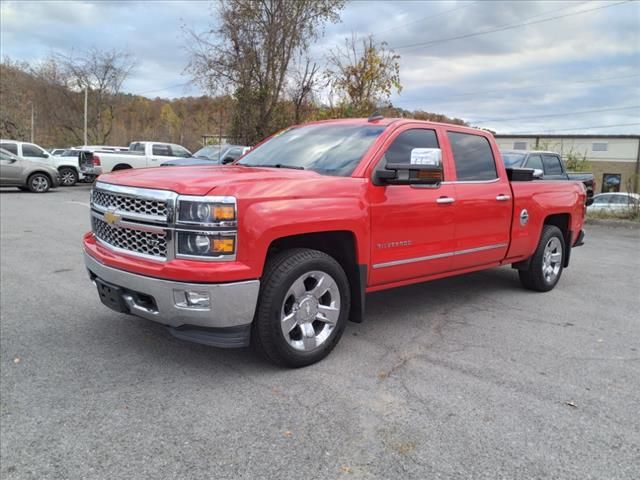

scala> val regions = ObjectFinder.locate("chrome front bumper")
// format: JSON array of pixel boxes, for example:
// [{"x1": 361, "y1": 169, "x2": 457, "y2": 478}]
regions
[{"x1": 84, "y1": 251, "x2": 259, "y2": 331}]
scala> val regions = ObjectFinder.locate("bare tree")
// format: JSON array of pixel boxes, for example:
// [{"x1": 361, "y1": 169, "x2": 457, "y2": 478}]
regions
[
  {"x1": 185, "y1": 0, "x2": 344, "y2": 144},
  {"x1": 288, "y1": 56, "x2": 322, "y2": 124},
  {"x1": 327, "y1": 34, "x2": 401, "y2": 116},
  {"x1": 33, "y1": 48, "x2": 135, "y2": 144}
]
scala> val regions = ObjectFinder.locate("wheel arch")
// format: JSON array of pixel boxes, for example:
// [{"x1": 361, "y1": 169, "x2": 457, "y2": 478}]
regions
[
  {"x1": 265, "y1": 231, "x2": 366, "y2": 323},
  {"x1": 112, "y1": 163, "x2": 132, "y2": 171},
  {"x1": 543, "y1": 213, "x2": 572, "y2": 268}
]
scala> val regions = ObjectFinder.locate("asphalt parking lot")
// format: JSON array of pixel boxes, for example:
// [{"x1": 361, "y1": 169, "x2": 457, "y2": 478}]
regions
[{"x1": 1, "y1": 185, "x2": 639, "y2": 479}]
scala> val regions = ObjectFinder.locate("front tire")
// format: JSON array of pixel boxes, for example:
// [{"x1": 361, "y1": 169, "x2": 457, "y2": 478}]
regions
[
  {"x1": 252, "y1": 248, "x2": 351, "y2": 368},
  {"x1": 519, "y1": 225, "x2": 565, "y2": 292},
  {"x1": 27, "y1": 173, "x2": 51, "y2": 193},
  {"x1": 59, "y1": 167, "x2": 78, "y2": 186}
]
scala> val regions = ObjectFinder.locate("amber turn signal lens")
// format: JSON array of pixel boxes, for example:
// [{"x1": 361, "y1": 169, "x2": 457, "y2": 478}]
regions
[
  {"x1": 212, "y1": 238, "x2": 235, "y2": 253},
  {"x1": 213, "y1": 205, "x2": 235, "y2": 221}
]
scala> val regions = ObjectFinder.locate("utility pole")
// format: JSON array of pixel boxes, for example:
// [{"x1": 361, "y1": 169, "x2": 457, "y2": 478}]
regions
[
  {"x1": 83, "y1": 86, "x2": 88, "y2": 146},
  {"x1": 30, "y1": 103, "x2": 35, "y2": 143}
]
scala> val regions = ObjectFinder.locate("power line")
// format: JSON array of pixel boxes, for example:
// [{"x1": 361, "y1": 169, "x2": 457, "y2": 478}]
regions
[
  {"x1": 509, "y1": 122, "x2": 640, "y2": 134},
  {"x1": 472, "y1": 105, "x2": 640, "y2": 124},
  {"x1": 391, "y1": 72, "x2": 640, "y2": 104},
  {"x1": 131, "y1": 81, "x2": 193, "y2": 96},
  {"x1": 373, "y1": 1, "x2": 480, "y2": 37},
  {"x1": 390, "y1": 0, "x2": 633, "y2": 52}
]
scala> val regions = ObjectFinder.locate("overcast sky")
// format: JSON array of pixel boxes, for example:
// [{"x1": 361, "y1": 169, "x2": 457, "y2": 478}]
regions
[{"x1": 1, "y1": 0, "x2": 639, "y2": 134}]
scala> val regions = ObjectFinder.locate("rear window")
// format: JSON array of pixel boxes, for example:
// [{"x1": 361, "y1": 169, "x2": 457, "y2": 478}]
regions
[
  {"x1": 448, "y1": 132, "x2": 497, "y2": 181},
  {"x1": 542, "y1": 154, "x2": 563, "y2": 175},
  {"x1": 0, "y1": 143, "x2": 17, "y2": 155}
]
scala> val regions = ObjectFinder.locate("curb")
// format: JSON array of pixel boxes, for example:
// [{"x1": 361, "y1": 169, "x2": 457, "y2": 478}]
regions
[{"x1": 585, "y1": 218, "x2": 640, "y2": 229}]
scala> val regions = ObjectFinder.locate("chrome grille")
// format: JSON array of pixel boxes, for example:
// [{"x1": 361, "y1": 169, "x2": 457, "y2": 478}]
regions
[
  {"x1": 92, "y1": 190, "x2": 167, "y2": 218},
  {"x1": 92, "y1": 217, "x2": 167, "y2": 258}
]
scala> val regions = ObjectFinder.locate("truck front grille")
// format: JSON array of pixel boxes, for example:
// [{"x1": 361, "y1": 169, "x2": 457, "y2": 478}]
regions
[
  {"x1": 92, "y1": 217, "x2": 167, "y2": 259},
  {"x1": 92, "y1": 190, "x2": 168, "y2": 219}
]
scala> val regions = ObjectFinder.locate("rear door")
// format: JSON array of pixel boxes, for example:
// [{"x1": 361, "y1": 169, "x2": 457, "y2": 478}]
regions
[
  {"x1": 445, "y1": 130, "x2": 512, "y2": 270},
  {"x1": 369, "y1": 125, "x2": 457, "y2": 286},
  {"x1": 0, "y1": 149, "x2": 24, "y2": 184}
]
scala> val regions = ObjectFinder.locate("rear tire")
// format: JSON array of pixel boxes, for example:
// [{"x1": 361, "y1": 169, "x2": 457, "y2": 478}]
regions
[
  {"x1": 519, "y1": 225, "x2": 565, "y2": 292},
  {"x1": 252, "y1": 248, "x2": 351, "y2": 368},
  {"x1": 59, "y1": 167, "x2": 78, "y2": 186},
  {"x1": 27, "y1": 173, "x2": 51, "y2": 193}
]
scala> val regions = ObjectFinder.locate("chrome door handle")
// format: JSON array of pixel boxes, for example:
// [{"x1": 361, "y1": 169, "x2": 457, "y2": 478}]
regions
[
  {"x1": 436, "y1": 197, "x2": 455, "y2": 204},
  {"x1": 496, "y1": 194, "x2": 511, "y2": 201}
]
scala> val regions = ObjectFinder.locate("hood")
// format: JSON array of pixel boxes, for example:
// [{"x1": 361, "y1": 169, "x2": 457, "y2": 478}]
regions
[
  {"x1": 160, "y1": 158, "x2": 218, "y2": 167},
  {"x1": 97, "y1": 165, "x2": 356, "y2": 198}
]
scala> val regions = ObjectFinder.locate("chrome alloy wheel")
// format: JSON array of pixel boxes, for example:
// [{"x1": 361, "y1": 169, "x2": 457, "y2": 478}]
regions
[
  {"x1": 542, "y1": 237, "x2": 562, "y2": 283},
  {"x1": 60, "y1": 170, "x2": 76, "y2": 185},
  {"x1": 31, "y1": 175, "x2": 49, "y2": 192},
  {"x1": 280, "y1": 270, "x2": 341, "y2": 352}
]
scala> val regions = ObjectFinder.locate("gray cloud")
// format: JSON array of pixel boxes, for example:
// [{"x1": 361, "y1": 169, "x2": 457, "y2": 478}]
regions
[{"x1": 1, "y1": 0, "x2": 638, "y2": 133}]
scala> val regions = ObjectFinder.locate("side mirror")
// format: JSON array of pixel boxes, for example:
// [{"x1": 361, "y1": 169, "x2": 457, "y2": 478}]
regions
[
  {"x1": 532, "y1": 169, "x2": 543, "y2": 179},
  {"x1": 374, "y1": 148, "x2": 443, "y2": 186},
  {"x1": 221, "y1": 156, "x2": 235, "y2": 165}
]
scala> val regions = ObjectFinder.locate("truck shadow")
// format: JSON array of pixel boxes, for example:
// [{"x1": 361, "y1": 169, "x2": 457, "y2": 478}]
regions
[{"x1": 96, "y1": 266, "x2": 524, "y2": 373}]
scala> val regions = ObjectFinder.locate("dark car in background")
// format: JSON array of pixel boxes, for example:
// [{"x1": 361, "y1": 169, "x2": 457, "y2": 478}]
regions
[
  {"x1": 501, "y1": 150, "x2": 595, "y2": 205},
  {"x1": 161, "y1": 144, "x2": 249, "y2": 166}
]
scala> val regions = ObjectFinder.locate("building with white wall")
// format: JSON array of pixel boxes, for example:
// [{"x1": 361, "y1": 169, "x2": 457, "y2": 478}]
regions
[{"x1": 494, "y1": 134, "x2": 640, "y2": 193}]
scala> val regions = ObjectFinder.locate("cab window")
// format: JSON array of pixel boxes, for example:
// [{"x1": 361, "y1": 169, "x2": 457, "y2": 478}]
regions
[
  {"x1": 447, "y1": 132, "x2": 497, "y2": 181},
  {"x1": 152, "y1": 144, "x2": 172, "y2": 156},
  {"x1": 542, "y1": 154, "x2": 563, "y2": 175},
  {"x1": 526, "y1": 154, "x2": 543, "y2": 171},
  {"x1": 384, "y1": 128, "x2": 439, "y2": 164},
  {"x1": 170, "y1": 145, "x2": 191, "y2": 158}
]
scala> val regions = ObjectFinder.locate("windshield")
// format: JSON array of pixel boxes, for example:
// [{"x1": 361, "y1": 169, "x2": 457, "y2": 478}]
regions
[
  {"x1": 194, "y1": 145, "x2": 222, "y2": 160},
  {"x1": 501, "y1": 152, "x2": 526, "y2": 167},
  {"x1": 237, "y1": 123, "x2": 386, "y2": 176}
]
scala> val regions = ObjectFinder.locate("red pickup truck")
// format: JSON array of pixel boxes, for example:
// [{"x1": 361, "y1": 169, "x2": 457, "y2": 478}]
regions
[{"x1": 83, "y1": 118, "x2": 586, "y2": 367}]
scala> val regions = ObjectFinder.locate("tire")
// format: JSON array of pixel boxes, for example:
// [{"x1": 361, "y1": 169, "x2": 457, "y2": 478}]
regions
[
  {"x1": 27, "y1": 173, "x2": 51, "y2": 193},
  {"x1": 252, "y1": 248, "x2": 351, "y2": 368},
  {"x1": 59, "y1": 167, "x2": 78, "y2": 186},
  {"x1": 519, "y1": 225, "x2": 565, "y2": 292}
]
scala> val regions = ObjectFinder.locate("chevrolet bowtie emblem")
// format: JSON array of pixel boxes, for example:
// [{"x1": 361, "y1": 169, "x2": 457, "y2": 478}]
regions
[{"x1": 104, "y1": 209, "x2": 121, "y2": 226}]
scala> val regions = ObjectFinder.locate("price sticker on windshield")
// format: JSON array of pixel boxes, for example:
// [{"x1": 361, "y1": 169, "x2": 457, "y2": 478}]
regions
[{"x1": 410, "y1": 148, "x2": 441, "y2": 166}]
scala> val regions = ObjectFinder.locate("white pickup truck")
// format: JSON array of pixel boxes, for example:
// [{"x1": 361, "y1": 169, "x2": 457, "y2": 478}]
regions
[{"x1": 88, "y1": 141, "x2": 192, "y2": 173}]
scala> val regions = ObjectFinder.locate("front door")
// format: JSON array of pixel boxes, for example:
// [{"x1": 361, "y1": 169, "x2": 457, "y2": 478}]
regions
[
  {"x1": 0, "y1": 150, "x2": 23, "y2": 184},
  {"x1": 369, "y1": 126, "x2": 457, "y2": 287},
  {"x1": 445, "y1": 130, "x2": 512, "y2": 270}
]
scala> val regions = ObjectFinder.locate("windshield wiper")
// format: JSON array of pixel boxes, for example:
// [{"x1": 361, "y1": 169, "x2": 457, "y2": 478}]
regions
[{"x1": 243, "y1": 163, "x2": 305, "y2": 170}]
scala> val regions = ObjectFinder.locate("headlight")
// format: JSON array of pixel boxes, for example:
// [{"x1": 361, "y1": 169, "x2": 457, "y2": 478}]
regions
[
  {"x1": 177, "y1": 198, "x2": 236, "y2": 224},
  {"x1": 177, "y1": 232, "x2": 236, "y2": 257}
]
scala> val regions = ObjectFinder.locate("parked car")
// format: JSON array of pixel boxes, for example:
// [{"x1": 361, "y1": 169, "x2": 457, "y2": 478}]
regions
[
  {"x1": 501, "y1": 150, "x2": 595, "y2": 205},
  {"x1": 588, "y1": 192, "x2": 640, "y2": 213},
  {"x1": 0, "y1": 139, "x2": 92, "y2": 186},
  {"x1": 83, "y1": 117, "x2": 586, "y2": 367},
  {"x1": 84, "y1": 141, "x2": 192, "y2": 173},
  {"x1": 0, "y1": 148, "x2": 60, "y2": 192},
  {"x1": 161, "y1": 144, "x2": 250, "y2": 166},
  {"x1": 50, "y1": 148, "x2": 67, "y2": 156}
]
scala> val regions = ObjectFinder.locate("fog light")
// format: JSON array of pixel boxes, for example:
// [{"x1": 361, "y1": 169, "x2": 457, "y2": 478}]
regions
[{"x1": 173, "y1": 289, "x2": 210, "y2": 309}]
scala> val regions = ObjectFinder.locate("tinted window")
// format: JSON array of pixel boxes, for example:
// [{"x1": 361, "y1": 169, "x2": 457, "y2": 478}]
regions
[
  {"x1": 194, "y1": 145, "x2": 222, "y2": 160},
  {"x1": 542, "y1": 154, "x2": 563, "y2": 175},
  {"x1": 384, "y1": 129, "x2": 439, "y2": 164},
  {"x1": 448, "y1": 132, "x2": 497, "y2": 181},
  {"x1": 171, "y1": 146, "x2": 191, "y2": 158},
  {"x1": 527, "y1": 154, "x2": 543, "y2": 171},
  {"x1": 0, "y1": 143, "x2": 18, "y2": 155},
  {"x1": 502, "y1": 152, "x2": 526, "y2": 167},
  {"x1": 238, "y1": 124, "x2": 386, "y2": 177},
  {"x1": 609, "y1": 195, "x2": 628, "y2": 205},
  {"x1": 130, "y1": 142, "x2": 145, "y2": 152},
  {"x1": 592, "y1": 195, "x2": 611, "y2": 205},
  {"x1": 22, "y1": 144, "x2": 47, "y2": 157},
  {"x1": 152, "y1": 144, "x2": 172, "y2": 156}
]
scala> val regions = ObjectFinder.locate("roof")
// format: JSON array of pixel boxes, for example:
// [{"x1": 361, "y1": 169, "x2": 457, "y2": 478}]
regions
[{"x1": 495, "y1": 134, "x2": 640, "y2": 139}]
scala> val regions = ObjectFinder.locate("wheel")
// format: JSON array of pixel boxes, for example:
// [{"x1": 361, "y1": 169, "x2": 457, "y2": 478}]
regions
[
  {"x1": 518, "y1": 225, "x2": 565, "y2": 292},
  {"x1": 59, "y1": 167, "x2": 78, "y2": 186},
  {"x1": 252, "y1": 248, "x2": 351, "y2": 368},
  {"x1": 27, "y1": 173, "x2": 51, "y2": 193}
]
